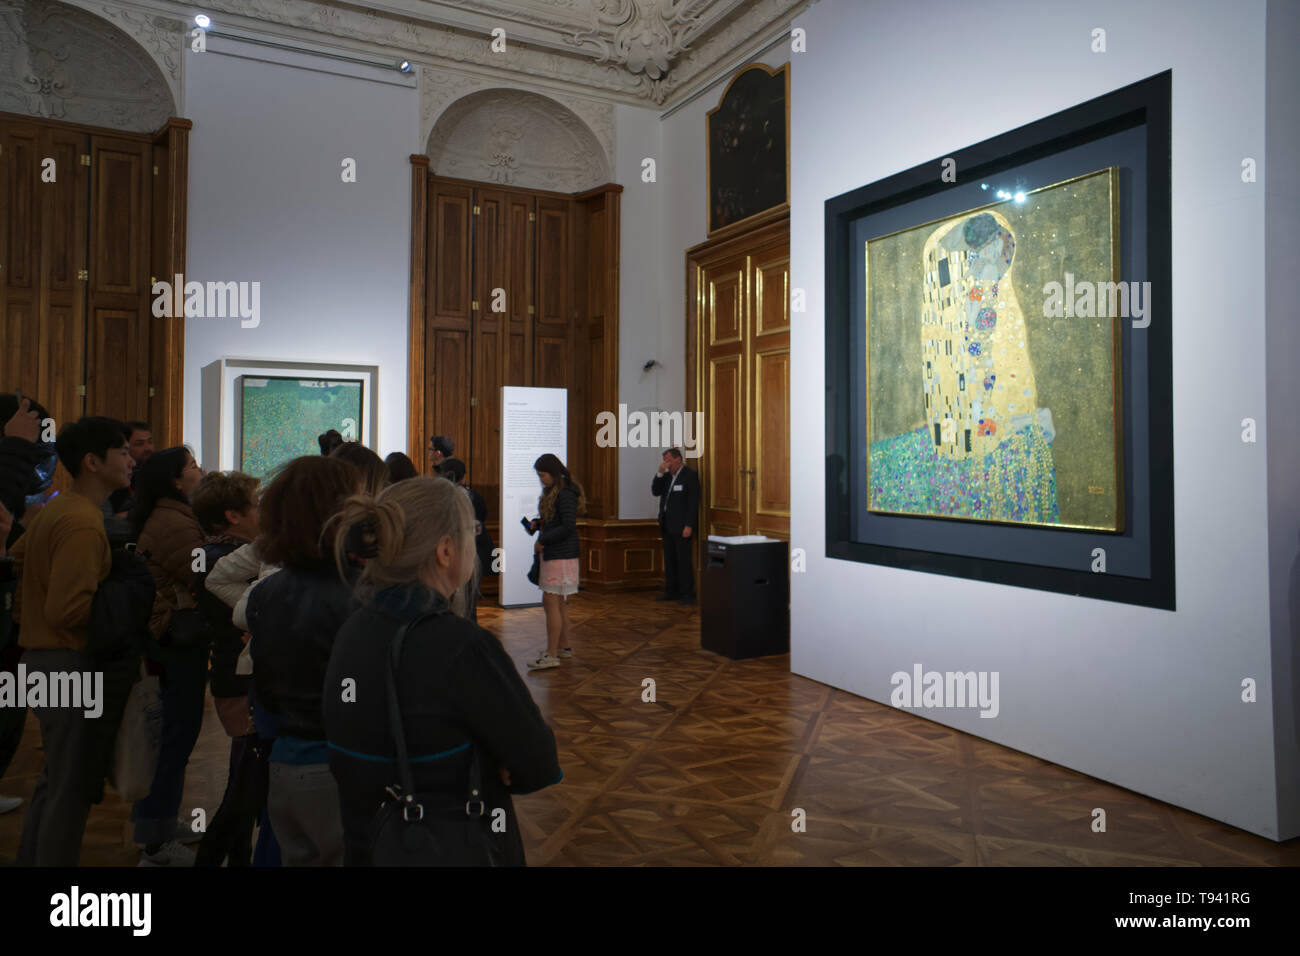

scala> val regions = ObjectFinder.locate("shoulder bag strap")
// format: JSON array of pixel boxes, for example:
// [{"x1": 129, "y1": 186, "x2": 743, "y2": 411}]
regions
[
  {"x1": 383, "y1": 611, "x2": 427, "y2": 816},
  {"x1": 383, "y1": 608, "x2": 486, "y2": 819}
]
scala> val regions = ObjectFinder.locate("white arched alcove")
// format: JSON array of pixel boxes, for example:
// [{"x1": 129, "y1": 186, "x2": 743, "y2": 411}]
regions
[
  {"x1": 426, "y1": 87, "x2": 612, "y2": 192},
  {"x1": 0, "y1": 0, "x2": 177, "y2": 132}
]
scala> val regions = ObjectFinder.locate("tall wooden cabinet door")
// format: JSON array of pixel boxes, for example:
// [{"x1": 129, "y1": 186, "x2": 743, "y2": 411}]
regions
[
  {"x1": 0, "y1": 122, "x2": 44, "y2": 398},
  {"x1": 473, "y1": 189, "x2": 507, "y2": 518},
  {"x1": 427, "y1": 179, "x2": 474, "y2": 479},
  {"x1": 39, "y1": 127, "x2": 89, "y2": 434},
  {"x1": 747, "y1": 238, "x2": 790, "y2": 540},
  {"x1": 501, "y1": 191, "x2": 533, "y2": 391},
  {"x1": 533, "y1": 197, "x2": 569, "y2": 388},
  {"x1": 85, "y1": 135, "x2": 150, "y2": 423},
  {"x1": 698, "y1": 251, "x2": 748, "y2": 538}
]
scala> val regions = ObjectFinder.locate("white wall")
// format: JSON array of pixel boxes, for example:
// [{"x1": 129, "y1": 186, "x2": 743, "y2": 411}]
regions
[
  {"x1": 788, "y1": 0, "x2": 1295, "y2": 839},
  {"x1": 182, "y1": 36, "x2": 418, "y2": 464},
  {"x1": 1264, "y1": 0, "x2": 1300, "y2": 837},
  {"x1": 616, "y1": 104, "x2": 667, "y2": 516}
]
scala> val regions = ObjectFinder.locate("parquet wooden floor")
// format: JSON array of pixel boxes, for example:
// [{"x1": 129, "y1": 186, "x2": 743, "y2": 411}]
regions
[{"x1": 2, "y1": 590, "x2": 1298, "y2": 866}]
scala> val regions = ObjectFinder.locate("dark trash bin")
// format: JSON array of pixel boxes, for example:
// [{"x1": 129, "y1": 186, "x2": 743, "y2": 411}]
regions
[{"x1": 700, "y1": 537, "x2": 789, "y2": 659}]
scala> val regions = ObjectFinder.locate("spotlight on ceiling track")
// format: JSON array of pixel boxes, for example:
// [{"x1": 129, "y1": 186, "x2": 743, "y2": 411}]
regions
[{"x1": 194, "y1": 14, "x2": 211, "y2": 29}]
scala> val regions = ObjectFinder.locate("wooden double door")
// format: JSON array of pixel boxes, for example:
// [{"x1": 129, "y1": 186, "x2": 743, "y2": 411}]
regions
[
  {"x1": 687, "y1": 213, "x2": 791, "y2": 543},
  {"x1": 0, "y1": 112, "x2": 188, "y2": 447},
  {"x1": 410, "y1": 170, "x2": 622, "y2": 581}
]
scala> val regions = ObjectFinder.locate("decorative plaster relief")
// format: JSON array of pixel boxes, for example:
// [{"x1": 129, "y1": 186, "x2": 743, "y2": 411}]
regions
[
  {"x1": 427, "y1": 88, "x2": 610, "y2": 192},
  {"x1": 0, "y1": 0, "x2": 174, "y2": 132},
  {"x1": 422, "y1": 63, "x2": 615, "y2": 184}
]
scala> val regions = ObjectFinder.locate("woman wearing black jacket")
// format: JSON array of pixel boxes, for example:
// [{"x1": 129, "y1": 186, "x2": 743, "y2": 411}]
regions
[
  {"x1": 323, "y1": 476, "x2": 560, "y2": 866},
  {"x1": 245, "y1": 455, "x2": 363, "y2": 866},
  {"x1": 525, "y1": 454, "x2": 585, "y2": 670}
]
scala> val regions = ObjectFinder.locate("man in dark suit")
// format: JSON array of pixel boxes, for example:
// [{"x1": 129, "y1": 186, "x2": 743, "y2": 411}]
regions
[{"x1": 651, "y1": 447, "x2": 699, "y2": 605}]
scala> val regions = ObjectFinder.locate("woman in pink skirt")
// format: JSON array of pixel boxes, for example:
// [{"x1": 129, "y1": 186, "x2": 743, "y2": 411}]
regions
[{"x1": 525, "y1": 454, "x2": 585, "y2": 670}]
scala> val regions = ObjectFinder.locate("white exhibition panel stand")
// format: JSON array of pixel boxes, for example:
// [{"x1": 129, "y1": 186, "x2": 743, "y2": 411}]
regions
[{"x1": 499, "y1": 386, "x2": 567, "y2": 608}]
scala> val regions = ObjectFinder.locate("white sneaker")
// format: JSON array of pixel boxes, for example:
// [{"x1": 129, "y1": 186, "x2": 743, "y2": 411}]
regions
[
  {"x1": 526, "y1": 654, "x2": 561, "y2": 670},
  {"x1": 138, "y1": 841, "x2": 196, "y2": 867},
  {"x1": 0, "y1": 795, "x2": 22, "y2": 815},
  {"x1": 135, "y1": 819, "x2": 204, "y2": 847}
]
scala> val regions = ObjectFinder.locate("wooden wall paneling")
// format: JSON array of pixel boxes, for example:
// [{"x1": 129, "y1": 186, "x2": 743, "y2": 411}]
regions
[
  {"x1": 535, "y1": 197, "x2": 569, "y2": 326},
  {"x1": 150, "y1": 119, "x2": 189, "y2": 448},
  {"x1": 430, "y1": 180, "x2": 473, "y2": 323},
  {"x1": 85, "y1": 134, "x2": 150, "y2": 422},
  {"x1": 602, "y1": 190, "x2": 620, "y2": 519},
  {"x1": 503, "y1": 191, "x2": 532, "y2": 388},
  {"x1": 0, "y1": 122, "x2": 43, "y2": 398},
  {"x1": 575, "y1": 186, "x2": 621, "y2": 521},
  {"x1": 701, "y1": 251, "x2": 747, "y2": 537},
  {"x1": 567, "y1": 196, "x2": 588, "y2": 505},
  {"x1": 584, "y1": 198, "x2": 607, "y2": 518},
  {"x1": 149, "y1": 139, "x2": 168, "y2": 441},
  {"x1": 407, "y1": 156, "x2": 429, "y2": 467},
  {"x1": 473, "y1": 188, "x2": 505, "y2": 518},
  {"x1": 578, "y1": 519, "x2": 662, "y2": 591},
  {"x1": 39, "y1": 126, "x2": 88, "y2": 437},
  {"x1": 687, "y1": 214, "x2": 790, "y2": 557},
  {"x1": 750, "y1": 237, "x2": 790, "y2": 539},
  {"x1": 427, "y1": 177, "x2": 473, "y2": 481}
]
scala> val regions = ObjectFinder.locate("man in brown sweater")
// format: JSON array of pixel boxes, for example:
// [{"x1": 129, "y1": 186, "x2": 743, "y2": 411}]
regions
[{"x1": 11, "y1": 417, "x2": 131, "y2": 865}]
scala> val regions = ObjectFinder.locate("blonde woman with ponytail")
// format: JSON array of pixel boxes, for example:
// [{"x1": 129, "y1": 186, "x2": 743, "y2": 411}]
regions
[{"x1": 322, "y1": 476, "x2": 561, "y2": 866}]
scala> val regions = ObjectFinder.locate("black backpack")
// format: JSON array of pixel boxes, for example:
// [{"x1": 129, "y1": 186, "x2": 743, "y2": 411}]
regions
[
  {"x1": 89, "y1": 544, "x2": 157, "y2": 662},
  {"x1": 83, "y1": 544, "x2": 157, "y2": 804}
]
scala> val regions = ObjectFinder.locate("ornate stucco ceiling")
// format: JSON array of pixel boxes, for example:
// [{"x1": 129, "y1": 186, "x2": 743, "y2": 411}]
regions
[{"x1": 106, "y1": 0, "x2": 812, "y2": 107}]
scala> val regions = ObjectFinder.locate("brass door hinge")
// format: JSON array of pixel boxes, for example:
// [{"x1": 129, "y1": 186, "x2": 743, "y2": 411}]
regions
[
  {"x1": 76, "y1": 385, "x2": 86, "y2": 396},
  {"x1": 473, "y1": 204, "x2": 481, "y2": 215},
  {"x1": 80, "y1": 154, "x2": 90, "y2": 166},
  {"x1": 148, "y1": 386, "x2": 157, "y2": 397},
  {"x1": 527, "y1": 305, "x2": 534, "y2": 315},
  {"x1": 528, "y1": 212, "x2": 535, "y2": 222},
  {"x1": 471, "y1": 299, "x2": 479, "y2": 311},
  {"x1": 153, "y1": 165, "x2": 159, "y2": 176},
  {"x1": 470, "y1": 397, "x2": 477, "y2": 407},
  {"x1": 77, "y1": 269, "x2": 88, "y2": 280}
]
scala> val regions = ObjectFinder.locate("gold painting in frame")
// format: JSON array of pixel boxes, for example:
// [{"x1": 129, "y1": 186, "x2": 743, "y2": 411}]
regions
[{"x1": 865, "y1": 167, "x2": 1124, "y2": 531}]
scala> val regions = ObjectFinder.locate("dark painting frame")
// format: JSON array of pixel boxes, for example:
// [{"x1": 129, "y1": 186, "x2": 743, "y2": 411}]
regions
[
  {"x1": 707, "y1": 63, "x2": 789, "y2": 236},
  {"x1": 824, "y1": 71, "x2": 1173, "y2": 609}
]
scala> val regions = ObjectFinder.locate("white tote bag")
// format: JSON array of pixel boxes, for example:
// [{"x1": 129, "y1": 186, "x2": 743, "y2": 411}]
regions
[{"x1": 107, "y1": 664, "x2": 163, "y2": 802}]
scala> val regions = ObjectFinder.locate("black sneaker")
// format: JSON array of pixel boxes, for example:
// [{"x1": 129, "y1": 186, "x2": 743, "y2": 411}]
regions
[
  {"x1": 655, "y1": 593, "x2": 679, "y2": 602},
  {"x1": 676, "y1": 597, "x2": 696, "y2": 606}
]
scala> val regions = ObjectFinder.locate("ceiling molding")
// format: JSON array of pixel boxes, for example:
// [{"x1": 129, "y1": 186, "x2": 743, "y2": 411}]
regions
[{"x1": 114, "y1": 0, "x2": 812, "y2": 107}]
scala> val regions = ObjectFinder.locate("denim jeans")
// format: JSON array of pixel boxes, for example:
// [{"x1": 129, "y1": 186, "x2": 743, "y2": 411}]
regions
[{"x1": 131, "y1": 647, "x2": 208, "y2": 846}]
